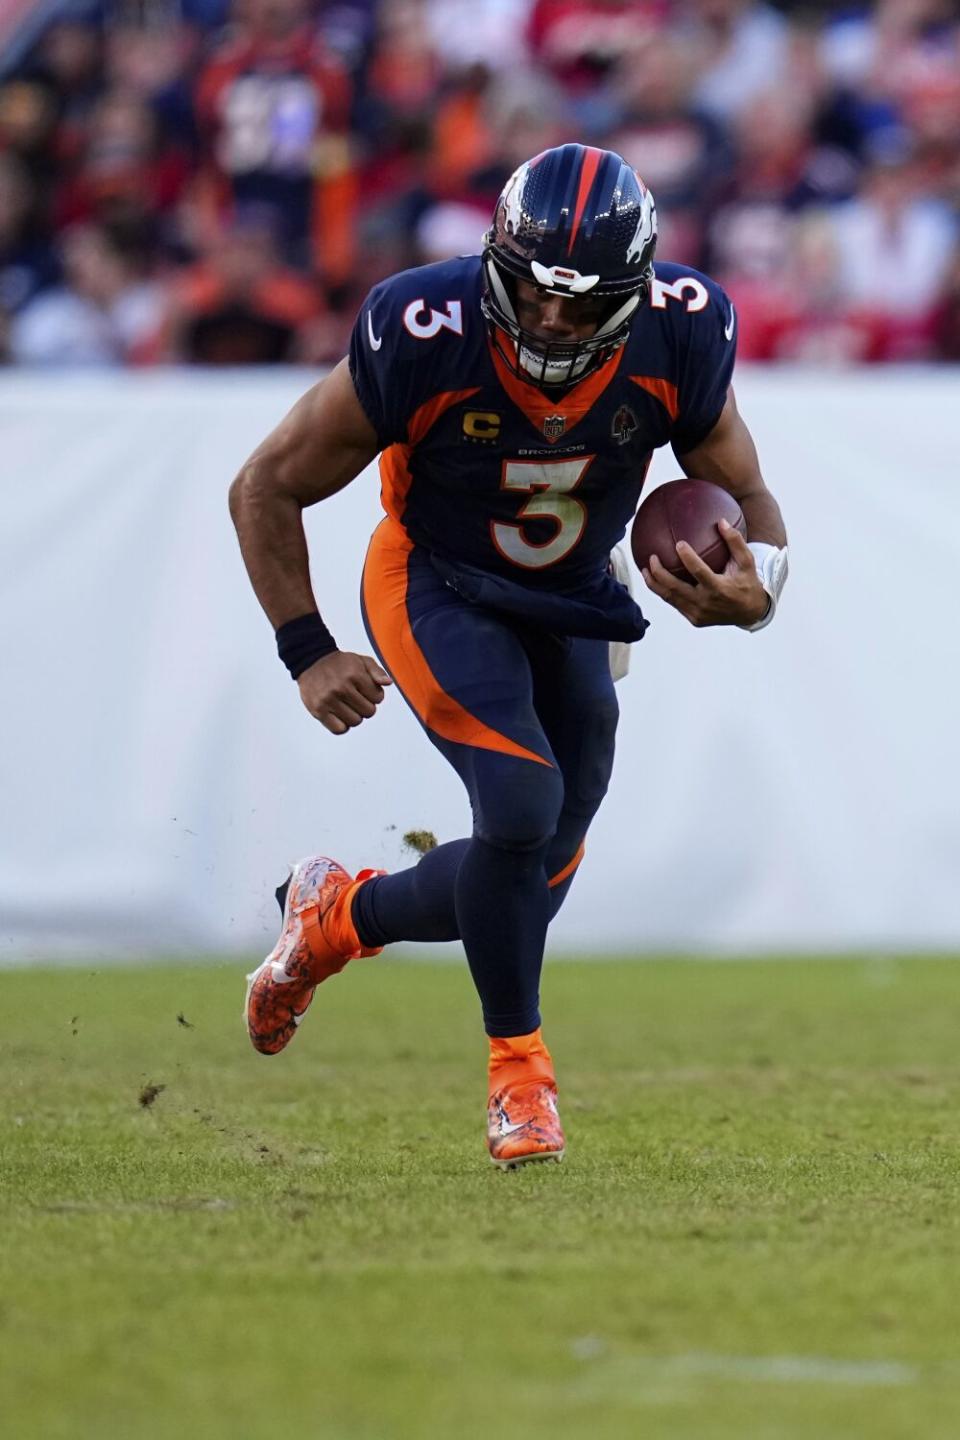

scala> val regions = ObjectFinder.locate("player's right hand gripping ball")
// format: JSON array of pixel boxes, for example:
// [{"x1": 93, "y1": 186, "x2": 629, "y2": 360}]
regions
[{"x1": 630, "y1": 478, "x2": 746, "y2": 583}]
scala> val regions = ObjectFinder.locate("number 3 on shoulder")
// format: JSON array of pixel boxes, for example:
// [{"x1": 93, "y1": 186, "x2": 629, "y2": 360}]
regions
[
  {"x1": 650, "y1": 276, "x2": 709, "y2": 312},
  {"x1": 403, "y1": 299, "x2": 464, "y2": 339}
]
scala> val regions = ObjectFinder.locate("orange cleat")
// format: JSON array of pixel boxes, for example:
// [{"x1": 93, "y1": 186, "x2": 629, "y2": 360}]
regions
[
  {"x1": 487, "y1": 1030, "x2": 565, "y2": 1169},
  {"x1": 244, "y1": 856, "x2": 383, "y2": 1055}
]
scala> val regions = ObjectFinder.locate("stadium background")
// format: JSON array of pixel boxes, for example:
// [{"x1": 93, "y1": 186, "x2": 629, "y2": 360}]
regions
[{"x1": 3, "y1": 0, "x2": 960, "y2": 960}]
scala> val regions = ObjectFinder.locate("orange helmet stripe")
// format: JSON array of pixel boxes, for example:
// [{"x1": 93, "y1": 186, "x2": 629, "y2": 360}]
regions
[{"x1": 567, "y1": 146, "x2": 604, "y2": 255}]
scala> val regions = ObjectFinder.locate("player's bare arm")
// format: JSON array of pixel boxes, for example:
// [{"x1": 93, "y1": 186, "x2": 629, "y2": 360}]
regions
[
  {"x1": 642, "y1": 388, "x2": 788, "y2": 628},
  {"x1": 229, "y1": 358, "x2": 392, "y2": 735}
]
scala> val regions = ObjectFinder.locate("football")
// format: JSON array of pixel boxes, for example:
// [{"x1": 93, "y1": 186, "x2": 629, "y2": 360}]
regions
[{"x1": 630, "y1": 478, "x2": 746, "y2": 583}]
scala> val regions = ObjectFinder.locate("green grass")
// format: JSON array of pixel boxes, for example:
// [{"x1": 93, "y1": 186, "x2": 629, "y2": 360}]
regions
[{"x1": 3, "y1": 955, "x2": 960, "y2": 1439}]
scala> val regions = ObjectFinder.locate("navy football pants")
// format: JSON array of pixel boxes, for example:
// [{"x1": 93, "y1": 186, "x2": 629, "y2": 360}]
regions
[{"x1": 354, "y1": 520, "x2": 619, "y2": 1036}]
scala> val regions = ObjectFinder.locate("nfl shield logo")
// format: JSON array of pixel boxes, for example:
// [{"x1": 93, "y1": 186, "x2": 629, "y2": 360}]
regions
[{"x1": 542, "y1": 414, "x2": 566, "y2": 440}]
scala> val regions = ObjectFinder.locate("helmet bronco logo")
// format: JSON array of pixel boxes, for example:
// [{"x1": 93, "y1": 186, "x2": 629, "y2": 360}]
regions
[
  {"x1": 625, "y1": 192, "x2": 657, "y2": 265},
  {"x1": 501, "y1": 162, "x2": 531, "y2": 235}
]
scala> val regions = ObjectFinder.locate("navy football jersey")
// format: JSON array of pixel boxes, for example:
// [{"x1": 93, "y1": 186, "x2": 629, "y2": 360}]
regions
[{"x1": 349, "y1": 254, "x2": 735, "y2": 631}]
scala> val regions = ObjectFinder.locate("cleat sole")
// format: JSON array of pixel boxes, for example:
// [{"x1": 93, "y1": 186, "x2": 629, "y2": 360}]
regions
[{"x1": 491, "y1": 1149, "x2": 565, "y2": 1171}]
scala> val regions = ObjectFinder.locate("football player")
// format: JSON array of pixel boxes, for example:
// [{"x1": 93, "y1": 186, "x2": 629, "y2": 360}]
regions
[{"x1": 230, "y1": 144, "x2": 788, "y2": 1168}]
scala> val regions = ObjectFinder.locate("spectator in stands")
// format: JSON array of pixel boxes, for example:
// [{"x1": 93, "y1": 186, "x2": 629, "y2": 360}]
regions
[
  {"x1": 348, "y1": 0, "x2": 442, "y2": 287},
  {"x1": 314, "y1": 1, "x2": 379, "y2": 79},
  {"x1": 604, "y1": 28, "x2": 732, "y2": 266},
  {"x1": 704, "y1": 64, "x2": 864, "y2": 287},
  {"x1": 0, "y1": 77, "x2": 62, "y2": 195},
  {"x1": 731, "y1": 210, "x2": 889, "y2": 363},
  {"x1": 425, "y1": 0, "x2": 534, "y2": 73},
  {"x1": 818, "y1": 1, "x2": 959, "y2": 170},
  {"x1": 427, "y1": 62, "x2": 496, "y2": 200},
  {"x1": 899, "y1": 50, "x2": 960, "y2": 206},
  {"x1": 466, "y1": 66, "x2": 566, "y2": 205},
  {"x1": 53, "y1": 88, "x2": 190, "y2": 239},
  {"x1": 9, "y1": 219, "x2": 163, "y2": 365},
  {"x1": 194, "y1": 0, "x2": 353, "y2": 282},
  {"x1": 24, "y1": 11, "x2": 105, "y2": 172},
  {"x1": 411, "y1": 199, "x2": 488, "y2": 268},
  {"x1": 820, "y1": 0, "x2": 958, "y2": 98},
  {"x1": 704, "y1": 99, "x2": 806, "y2": 305},
  {"x1": 527, "y1": 0, "x2": 664, "y2": 101},
  {"x1": 0, "y1": 154, "x2": 58, "y2": 318},
  {"x1": 717, "y1": 83, "x2": 852, "y2": 215},
  {"x1": 179, "y1": 0, "x2": 232, "y2": 32},
  {"x1": 162, "y1": 206, "x2": 328, "y2": 363},
  {"x1": 683, "y1": 0, "x2": 790, "y2": 123},
  {"x1": 931, "y1": 242, "x2": 960, "y2": 359},
  {"x1": 355, "y1": 0, "x2": 443, "y2": 171},
  {"x1": 827, "y1": 141, "x2": 957, "y2": 356},
  {"x1": 105, "y1": 17, "x2": 202, "y2": 151},
  {"x1": 707, "y1": 196, "x2": 799, "y2": 359}
]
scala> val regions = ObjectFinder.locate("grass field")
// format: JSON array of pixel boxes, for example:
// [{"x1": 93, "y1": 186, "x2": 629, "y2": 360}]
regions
[{"x1": 3, "y1": 954, "x2": 960, "y2": 1439}]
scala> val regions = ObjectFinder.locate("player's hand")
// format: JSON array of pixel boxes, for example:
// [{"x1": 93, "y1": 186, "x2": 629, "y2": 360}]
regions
[
  {"x1": 641, "y1": 519, "x2": 770, "y2": 628},
  {"x1": 297, "y1": 651, "x2": 393, "y2": 735}
]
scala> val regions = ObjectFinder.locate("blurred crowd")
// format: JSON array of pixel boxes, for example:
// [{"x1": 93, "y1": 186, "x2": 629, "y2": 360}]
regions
[{"x1": 1, "y1": 0, "x2": 959, "y2": 367}]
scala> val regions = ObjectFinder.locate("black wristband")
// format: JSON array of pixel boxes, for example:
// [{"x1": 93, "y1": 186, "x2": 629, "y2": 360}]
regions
[{"x1": 276, "y1": 612, "x2": 338, "y2": 679}]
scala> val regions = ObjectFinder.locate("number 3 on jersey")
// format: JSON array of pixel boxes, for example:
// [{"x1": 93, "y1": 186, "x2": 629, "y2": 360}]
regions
[{"x1": 492, "y1": 457, "x2": 593, "y2": 569}]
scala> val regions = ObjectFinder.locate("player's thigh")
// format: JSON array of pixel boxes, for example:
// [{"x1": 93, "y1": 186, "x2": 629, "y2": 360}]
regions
[
  {"x1": 532, "y1": 635, "x2": 620, "y2": 818},
  {"x1": 362, "y1": 540, "x2": 563, "y2": 843}
]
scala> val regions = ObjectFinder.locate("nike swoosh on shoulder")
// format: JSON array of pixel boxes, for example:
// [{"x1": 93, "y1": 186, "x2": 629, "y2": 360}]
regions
[
  {"x1": 367, "y1": 312, "x2": 382, "y2": 351},
  {"x1": 724, "y1": 304, "x2": 736, "y2": 342}
]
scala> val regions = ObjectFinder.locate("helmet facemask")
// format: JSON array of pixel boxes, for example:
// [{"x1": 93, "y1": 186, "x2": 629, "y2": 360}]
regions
[{"x1": 482, "y1": 250, "x2": 648, "y2": 388}]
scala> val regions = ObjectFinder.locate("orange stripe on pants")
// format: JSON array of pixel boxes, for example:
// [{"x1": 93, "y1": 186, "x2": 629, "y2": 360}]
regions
[
  {"x1": 547, "y1": 841, "x2": 585, "y2": 889},
  {"x1": 362, "y1": 519, "x2": 552, "y2": 768}
]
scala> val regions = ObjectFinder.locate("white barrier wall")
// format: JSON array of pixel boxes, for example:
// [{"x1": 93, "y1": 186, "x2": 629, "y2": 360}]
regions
[{"x1": 2, "y1": 367, "x2": 958, "y2": 960}]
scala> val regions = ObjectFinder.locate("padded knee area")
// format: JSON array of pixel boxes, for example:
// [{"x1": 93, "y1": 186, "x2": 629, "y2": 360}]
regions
[{"x1": 472, "y1": 754, "x2": 565, "y2": 854}]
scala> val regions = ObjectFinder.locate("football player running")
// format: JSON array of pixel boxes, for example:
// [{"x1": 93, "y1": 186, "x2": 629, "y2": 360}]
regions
[{"x1": 230, "y1": 144, "x2": 788, "y2": 1168}]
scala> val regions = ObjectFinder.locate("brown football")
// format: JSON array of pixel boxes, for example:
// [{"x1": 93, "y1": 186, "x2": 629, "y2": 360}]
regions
[{"x1": 630, "y1": 478, "x2": 746, "y2": 584}]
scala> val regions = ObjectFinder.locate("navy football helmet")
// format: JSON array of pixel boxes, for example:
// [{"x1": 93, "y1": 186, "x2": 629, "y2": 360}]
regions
[{"x1": 482, "y1": 144, "x2": 657, "y2": 388}]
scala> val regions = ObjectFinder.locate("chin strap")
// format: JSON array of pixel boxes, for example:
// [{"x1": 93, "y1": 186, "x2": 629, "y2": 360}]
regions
[{"x1": 743, "y1": 542, "x2": 789, "y2": 632}]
